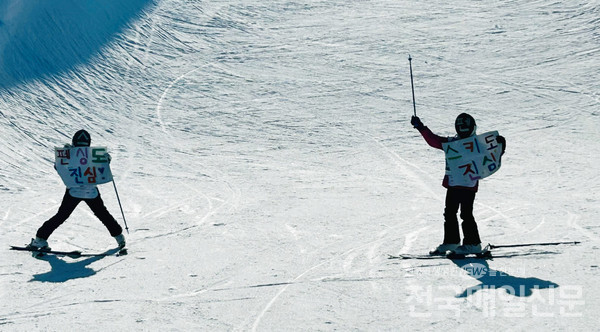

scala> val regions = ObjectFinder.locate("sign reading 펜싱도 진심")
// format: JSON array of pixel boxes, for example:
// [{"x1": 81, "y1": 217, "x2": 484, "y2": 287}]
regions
[{"x1": 55, "y1": 146, "x2": 113, "y2": 187}]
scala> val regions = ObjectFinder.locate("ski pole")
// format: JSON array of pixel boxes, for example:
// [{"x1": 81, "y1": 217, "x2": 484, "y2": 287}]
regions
[
  {"x1": 112, "y1": 180, "x2": 129, "y2": 234},
  {"x1": 489, "y1": 241, "x2": 580, "y2": 249},
  {"x1": 408, "y1": 55, "x2": 417, "y2": 116}
]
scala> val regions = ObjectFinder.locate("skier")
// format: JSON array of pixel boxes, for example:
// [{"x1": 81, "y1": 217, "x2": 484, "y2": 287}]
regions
[
  {"x1": 27, "y1": 130, "x2": 126, "y2": 256},
  {"x1": 411, "y1": 113, "x2": 506, "y2": 255}
]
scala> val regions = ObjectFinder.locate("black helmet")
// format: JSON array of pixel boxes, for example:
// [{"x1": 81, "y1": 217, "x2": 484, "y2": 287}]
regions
[
  {"x1": 455, "y1": 113, "x2": 476, "y2": 138},
  {"x1": 72, "y1": 129, "x2": 91, "y2": 146}
]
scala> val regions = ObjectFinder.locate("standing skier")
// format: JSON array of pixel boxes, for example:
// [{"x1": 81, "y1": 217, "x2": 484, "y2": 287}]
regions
[
  {"x1": 27, "y1": 130, "x2": 126, "y2": 256},
  {"x1": 411, "y1": 114, "x2": 505, "y2": 255}
]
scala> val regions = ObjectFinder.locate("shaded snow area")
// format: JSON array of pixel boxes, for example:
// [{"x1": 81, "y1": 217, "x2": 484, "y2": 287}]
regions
[{"x1": 1, "y1": 0, "x2": 599, "y2": 330}]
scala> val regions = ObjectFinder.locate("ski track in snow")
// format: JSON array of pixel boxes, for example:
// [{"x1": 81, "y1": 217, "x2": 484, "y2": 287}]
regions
[
  {"x1": 250, "y1": 224, "x2": 403, "y2": 331},
  {"x1": 244, "y1": 115, "x2": 440, "y2": 329},
  {"x1": 155, "y1": 64, "x2": 210, "y2": 136}
]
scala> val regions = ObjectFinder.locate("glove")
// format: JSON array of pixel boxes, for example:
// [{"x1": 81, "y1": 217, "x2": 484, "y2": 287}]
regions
[
  {"x1": 411, "y1": 116, "x2": 424, "y2": 129},
  {"x1": 496, "y1": 135, "x2": 506, "y2": 155}
]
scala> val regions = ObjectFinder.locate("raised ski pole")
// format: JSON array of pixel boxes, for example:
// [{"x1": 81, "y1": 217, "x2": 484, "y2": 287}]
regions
[
  {"x1": 408, "y1": 55, "x2": 417, "y2": 116},
  {"x1": 489, "y1": 241, "x2": 580, "y2": 249},
  {"x1": 112, "y1": 180, "x2": 129, "y2": 234}
]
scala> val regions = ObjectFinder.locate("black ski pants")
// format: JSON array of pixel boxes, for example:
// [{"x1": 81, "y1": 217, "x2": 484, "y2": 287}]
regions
[
  {"x1": 443, "y1": 187, "x2": 481, "y2": 245},
  {"x1": 36, "y1": 190, "x2": 122, "y2": 240}
]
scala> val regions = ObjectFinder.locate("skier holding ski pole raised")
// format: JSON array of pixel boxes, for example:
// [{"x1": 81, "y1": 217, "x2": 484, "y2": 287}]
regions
[
  {"x1": 411, "y1": 114, "x2": 505, "y2": 255},
  {"x1": 407, "y1": 56, "x2": 505, "y2": 256},
  {"x1": 27, "y1": 130, "x2": 126, "y2": 257}
]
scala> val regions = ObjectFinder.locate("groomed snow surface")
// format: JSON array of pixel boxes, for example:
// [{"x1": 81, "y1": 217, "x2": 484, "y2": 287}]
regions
[{"x1": 1, "y1": 0, "x2": 599, "y2": 330}]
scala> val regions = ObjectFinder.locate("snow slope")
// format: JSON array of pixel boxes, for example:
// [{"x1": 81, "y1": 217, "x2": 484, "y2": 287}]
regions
[{"x1": 1, "y1": 0, "x2": 599, "y2": 330}]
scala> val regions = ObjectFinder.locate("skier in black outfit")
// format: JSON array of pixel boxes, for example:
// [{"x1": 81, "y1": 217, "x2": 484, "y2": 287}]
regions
[
  {"x1": 28, "y1": 130, "x2": 125, "y2": 256},
  {"x1": 411, "y1": 114, "x2": 506, "y2": 255}
]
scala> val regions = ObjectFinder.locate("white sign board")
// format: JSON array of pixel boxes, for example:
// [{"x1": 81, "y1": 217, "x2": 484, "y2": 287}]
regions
[
  {"x1": 55, "y1": 146, "x2": 113, "y2": 187},
  {"x1": 442, "y1": 131, "x2": 503, "y2": 187}
]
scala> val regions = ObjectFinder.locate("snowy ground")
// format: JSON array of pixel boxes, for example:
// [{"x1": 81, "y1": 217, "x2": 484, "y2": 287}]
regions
[{"x1": 1, "y1": 0, "x2": 599, "y2": 330}]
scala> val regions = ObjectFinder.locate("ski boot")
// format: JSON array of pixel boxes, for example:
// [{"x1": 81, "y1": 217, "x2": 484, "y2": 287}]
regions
[
  {"x1": 26, "y1": 237, "x2": 51, "y2": 258},
  {"x1": 429, "y1": 243, "x2": 459, "y2": 256},
  {"x1": 114, "y1": 234, "x2": 126, "y2": 249},
  {"x1": 447, "y1": 243, "x2": 491, "y2": 259}
]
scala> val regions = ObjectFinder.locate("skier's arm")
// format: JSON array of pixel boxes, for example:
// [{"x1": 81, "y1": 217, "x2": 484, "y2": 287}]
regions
[
  {"x1": 419, "y1": 127, "x2": 449, "y2": 150},
  {"x1": 411, "y1": 116, "x2": 448, "y2": 150}
]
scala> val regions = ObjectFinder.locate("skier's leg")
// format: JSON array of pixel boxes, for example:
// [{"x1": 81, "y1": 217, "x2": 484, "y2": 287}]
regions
[
  {"x1": 459, "y1": 190, "x2": 481, "y2": 245},
  {"x1": 443, "y1": 188, "x2": 461, "y2": 244},
  {"x1": 36, "y1": 190, "x2": 81, "y2": 240},
  {"x1": 85, "y1": 193, "x2": 123, "y2": 237}
]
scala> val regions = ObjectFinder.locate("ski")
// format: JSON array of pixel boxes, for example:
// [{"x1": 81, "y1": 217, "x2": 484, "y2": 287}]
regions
[
  {"x1": 388, "y1": 244, "x2": 492, "y2": 260},
  {"x1": 10, "y1": 245, "x2": 127, "y2": 258},
  {"x1": 388, "y1": 241, "x2": 578, "y2": 261},
  {"x1": 388, "y1": 250, "x2": 559, "y2": 260},
  {"x1": 489, "y1": 241, "x2": 580, "y2": 249},
  {"x1": 388, "y1": 251, "x2": 492, "y2": 260}
]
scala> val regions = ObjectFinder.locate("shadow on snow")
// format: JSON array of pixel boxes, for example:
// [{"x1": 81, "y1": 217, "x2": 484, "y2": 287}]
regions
[
  {"x1": 0, "y1": 0, "x2": 154, "y2": 88},
  {"x1": 29, "y1": 248, "x2": 121, "y2": 283},
  {"x1": 452, "y1": 258, "x2": 559, "y2": 298}
]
